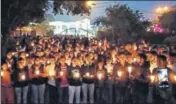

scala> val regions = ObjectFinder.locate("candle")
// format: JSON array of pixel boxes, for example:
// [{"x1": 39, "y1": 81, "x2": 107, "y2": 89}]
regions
[
  {"x1": 35, "y1": 70, "x2": 40, "y2": 75},
  {"x1": 21, "y1": 74, "x2": 26, "y2": 80},
  {"x1": 97, "y1": 73, "x2": 102, "y2": 80},
  {"x1": 85, "y1": 72, "x2": 90, "y2": 77},
  {"x1": 49, "y1": 70, "x2": 55, "y2": 76},
  {"x1": 47, "y1": 61, "x2": 50, "y2": 64},
  {"x1": 26, "y1": 54, "x2": 29, "y2": 57},
  {"x1": 133, "y1": 58, "x2": 137, "y2": 62},
  {"x1": 74, "y1": 72, "x2": 80, "y2": 78},
  {"x1": 98, "y1": 42, "x2": 102, "y2": 47},
  {"x1": 150, "y1": 75, "x2": 155, "y2": 83},
  {"x1": 128, "y1": 66, "x2": 132, "y2": 75},
  {"x1": 117, "y1": 71, "x2": 122, "y2": 78},
  {"x1": 60, "y1": 71, "x2": 64, "y2": 76},
  {"x1": 1, "y1": 71, "x2": 4, "y2": 77},
  {"x1": 174, "y1": 75, "x2": 176, "y2": 81}
]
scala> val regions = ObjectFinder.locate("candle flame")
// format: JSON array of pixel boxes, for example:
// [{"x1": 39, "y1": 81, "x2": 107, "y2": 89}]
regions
[
  {"x1": 128, "y1": 66, "x2": 132, "y2": 73},
  {"x1": 1, "y1": 71, "x2": 4, "y2": 77},
  {"x1": 118, "y1": 71, "x2": 122, "y2": 77},
  {"x1": 21, "y1": 74, "x2": 26, "y2": 80},
  {"x1": 150, "y1": 75, "x2": 155, "y2": 83},
  {"x1": 86, "y1": 72, "x2": 90, "y2": 77},
  {"x1": 60, "y1": 71, "x2": 64, "y2": 76},
  {"x1": 35, "y1": 70, "x2": 40, "y2": 75}
]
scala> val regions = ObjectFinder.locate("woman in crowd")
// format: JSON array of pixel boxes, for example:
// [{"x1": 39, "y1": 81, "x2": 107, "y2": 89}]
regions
[
  {"x1": 1, "y1": 63, "x2": 14, "y2": 104},
  {"x1": 13, "y1": 58, "x2": 29, "y2": 104}
]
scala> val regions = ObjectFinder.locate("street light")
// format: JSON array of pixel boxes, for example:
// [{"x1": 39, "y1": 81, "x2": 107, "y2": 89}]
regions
[
  {"x1": 86, "y1": 1, "x2": 96, "y2": 7},
  {"x1": 156, "y1": 6, "x2": 170, "y2": 14}
]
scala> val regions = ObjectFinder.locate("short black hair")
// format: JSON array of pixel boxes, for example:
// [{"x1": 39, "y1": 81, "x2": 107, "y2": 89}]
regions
[{"x1": 158, "y1": 55, "x2": 167, "y2": 62}]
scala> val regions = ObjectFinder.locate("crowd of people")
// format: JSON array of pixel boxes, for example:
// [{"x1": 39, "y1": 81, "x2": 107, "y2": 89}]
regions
[{"x1": 1, "y1": 35, "x2": 176, "y2": 104}]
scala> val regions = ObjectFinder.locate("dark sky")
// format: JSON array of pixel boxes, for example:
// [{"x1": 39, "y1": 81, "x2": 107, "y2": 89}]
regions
[{"x1": 91, "y1": 1, "x2": 176, "y2": 21}]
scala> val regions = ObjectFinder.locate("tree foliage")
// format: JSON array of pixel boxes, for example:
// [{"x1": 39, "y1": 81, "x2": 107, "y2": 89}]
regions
[
  {"x1": 93, "y1": 4, "x2": 150, "y2": 44},
  {"x1": 1, "y1": 0, "x2": 93, "y2": 39},
  {"x1": 159, "y1": 10, "x2": 176, "y2": 34}
]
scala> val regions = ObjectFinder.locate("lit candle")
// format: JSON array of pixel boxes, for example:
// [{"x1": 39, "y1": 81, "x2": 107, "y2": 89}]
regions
[
  {"x1": 150, "y1": 75, "x2": 155, "y2": 83},
  {"x1": 26, "y1": 54, "x2": 29, "y2": 57},
  {"x1": 60, "y1": 71, "x2": 64, "y2": 76},
  {"x1": 74, "y1": 72, "x2": 80, "y2": 79},
  {"x1": 85, "y1": 72, "x2": 90, "y2": 77},
  {"x1": 174, "y1": 75, "x2": 176, "y2": 81},
  {"x1": 117, "y1": 71, "x2": 122, "y2": 78},
  {"x1": 133, "y1": 58, "x2": 137, "y2": 62},
  {"x1": 1, "y1": 71, "x2": 4, "y2": 77},
  {"x1": 49, "y1": 70, "x2": 55, "y2": 76},
  {"x1": 97, "y1": 73, "x2": 103, "y2": 80},
  {"x1": 35, "y1": 70, "x2": 40, "y2": 75},
  {"x1": 47, "y1": 61, "x2": 50, "y2": 64},
  {"x1": 98, "y1": 42, "x2": 102, "y2": 47},
  {"x1": 128, "y1": 66, "x2": 132, "y2": 75},
  {"x1": 21, "y1": 74, "x2": 26, "y2": 80}
]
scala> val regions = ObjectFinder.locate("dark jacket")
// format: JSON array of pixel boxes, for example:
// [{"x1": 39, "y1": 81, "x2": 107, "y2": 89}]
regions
[
  {"x1": 12, "y1": 67, "x2": 29, "y2": 87},
  {"x1": 68, "y1": 66, "x2": 82, "y2": 86}
]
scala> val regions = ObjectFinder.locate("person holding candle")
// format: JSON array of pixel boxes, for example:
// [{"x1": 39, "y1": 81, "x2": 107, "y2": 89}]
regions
[
  {"x1": 29, "y1": 57, "x2": 47, "y2": 104},
  {"x1": 104, "y1": 58, "x2": 116, "y2": 103},
  {"x1": 56, "y1": 56, "x2": 69, "y2": 104},
  {"x1": 147, "y1": 55, "x2": 176, "y2": 104},
  {"x1": 1, "y1": 63, "x2": 14, "y2": 104},
  {"x1": 114, "y1": 53, "x2": 128, "y2": 104},
  {"x1": 13, "y1": 58, "x2": 29, "y2": 104},
  {"x1": 95, "y1": 60, "x2": 107, "y2": 104},
  {"x1": 82, "y1": 55, "x2": 96, "y2": 104},
  {"x1": 68, "y1": 58, "x2": 82, "y2": 104},
  {"x1": 45, "y1": 57, "x2": 57, "y2": 104}
]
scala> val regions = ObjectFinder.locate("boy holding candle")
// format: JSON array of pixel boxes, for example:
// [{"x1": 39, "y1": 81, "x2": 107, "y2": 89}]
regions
[
  {"x1": 45, "y1": 56, "x2": 57, "y2": 104},
  {"x1": 57, "y1": 56, "x2": 69, "y2": 104},
  {"x1": 82, "y1": 55, "x2": 96, "y2": 104},
  {"x1": 95, "y1": 60, "x2": 107, "y2": 103},
  {"x1": 1, "y1": 63, "x2": 14, "y2": 104},
  {"x1": 68, "y1": 57, "x2": 82, "y2": 104},
  {"x1": 104, "y1": 58, "x2": 116, "y2": 103},
  {"x1": 13, "y1": 58, "x2": 29, "y2": 104},
  {"x1": 148, "y1": 55, "x2": 176, "y2": 104},
  {"x1": 114, "y1": 53, "x2": 128, "y2": 104},
  {"x1": 29, "y1": 57, "x2": 47, "y2": 104}
]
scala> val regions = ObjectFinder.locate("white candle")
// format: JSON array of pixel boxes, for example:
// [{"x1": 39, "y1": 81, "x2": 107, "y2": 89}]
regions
[
  {"x1": 98, "y1": 73, "x2": 102, "y2": 80},
  {"x1": 74, "y1": 72, "x2": 80, "y2": 78},
  {"x1": 133, "y1": 58, "x2": 137, "y2": 62},
  {"x1": 117, "y1": 71, "x2": 122, "y2": 78},
  {"x1": 49, "y1": 70, "x2": 55, "y2": 76},
  {"x1": 1, "y1": 71, "x2": 4, "y2": 77},
  {"x1": 128, "y1": 66, "x2": 132, "y2": 75},
  {"x1": 150, "y1": 75, "x2": 155, "y2": 83},
  {"x1": 60, "y1": 71, "x2": 64, "y2": 76},
  {"x1": 174, "y1": 75, "x2": 176, "y2": 81},
  {"x1": 35, "y1": 70, "x2": 40, "y2": 75},
  {"x1": 86, "y1": 72, "x2": 90, "y2": 77},
  {"x1": 21, "y1": 74, "x2": 26, "y2": 80}
]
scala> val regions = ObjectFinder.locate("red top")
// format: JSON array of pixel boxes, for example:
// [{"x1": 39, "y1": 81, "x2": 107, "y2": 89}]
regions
[
  {"x1": 60, "y1": 66, "x2": 69, "y2": 87},
  {"x1": 1, "y1": 70, "x2": 12, "y2": 86}
]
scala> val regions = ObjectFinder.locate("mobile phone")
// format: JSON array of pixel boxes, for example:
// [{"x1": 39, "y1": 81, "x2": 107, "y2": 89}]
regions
[{"x1": 157, "y1": 68, "x2": 169, "y2": 88}]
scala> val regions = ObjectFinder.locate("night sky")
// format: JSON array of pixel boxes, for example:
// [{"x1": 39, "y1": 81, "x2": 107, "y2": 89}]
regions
[{"x1": 91, "y1": 1, "x2": 176, "y2": 21}]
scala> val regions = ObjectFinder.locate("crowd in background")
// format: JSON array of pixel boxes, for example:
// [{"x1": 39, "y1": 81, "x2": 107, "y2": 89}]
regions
[{"x1": 1, "y1": 35, "x2": 176, "y2": 104}]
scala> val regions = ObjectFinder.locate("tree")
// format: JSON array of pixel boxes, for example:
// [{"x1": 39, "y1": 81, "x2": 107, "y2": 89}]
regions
[
  {"x1": 159, "y1": 10, "x2": 176, "y2": 34},
  {"x1": 1, "y1": 0, "x2": 93, "y2": 39},
  {"x1": 93, "y1": 4, "x2": 149, "y2": 44},
  {"x1": 1, "y1": 0, "x2": 93, "y2": 57}
]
